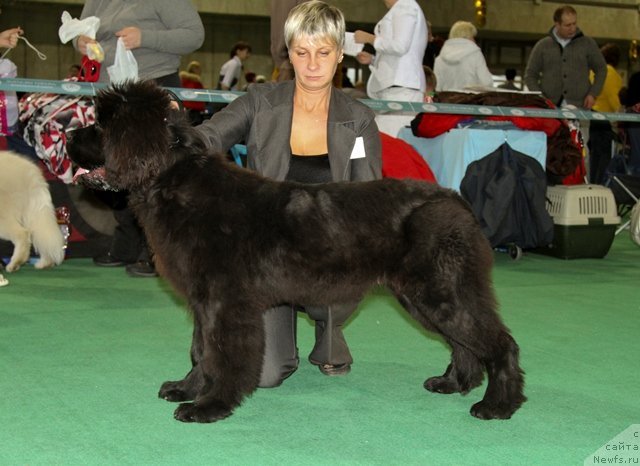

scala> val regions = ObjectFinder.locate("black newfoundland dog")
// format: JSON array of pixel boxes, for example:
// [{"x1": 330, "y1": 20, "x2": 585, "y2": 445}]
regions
[{"x1": 67, "y1": 80, "x2": 525, "y2": 423}]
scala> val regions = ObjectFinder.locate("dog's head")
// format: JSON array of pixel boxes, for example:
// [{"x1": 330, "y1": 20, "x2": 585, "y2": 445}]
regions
[
  {"x1": 65, "y1": 124, "x2": 105, "y2": 171},
  {"x1": 68, "y1": 80, "x2": 205, "y2": 191}
]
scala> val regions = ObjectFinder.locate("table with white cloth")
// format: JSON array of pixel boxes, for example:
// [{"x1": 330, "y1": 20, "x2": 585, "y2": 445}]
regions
[{"x1": 397, "y1": 127, "x2": 547, "y2": 191}]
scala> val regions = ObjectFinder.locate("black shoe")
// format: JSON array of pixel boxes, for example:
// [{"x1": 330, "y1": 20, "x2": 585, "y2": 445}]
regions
[
  {"x1": 93, "y1": 253, "x2": 132, "y2": 267},
  {"x1": 318, "y1": 363, "x2": 351, "y2": 376},
  {"x1": 126, "y1": 261, "x2": 158, "y2": 278}
]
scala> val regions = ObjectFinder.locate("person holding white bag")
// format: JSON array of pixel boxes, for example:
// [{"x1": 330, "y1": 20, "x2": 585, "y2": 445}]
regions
[
  {"x1": 74, "y1": 0, "x2": 204, "y2": 86},
  {"x1": 0, "y1": 28, "x2": 22, "y2": 136},
  {"x1": 73, "y1": 0, "x2": 204, "y2": 277},
  {"x1": 0, "y1": 27, "x2": 23, "y2": 49},
  {"x1": 1, "y1": 27, "x2": 32, "y2": 141}
]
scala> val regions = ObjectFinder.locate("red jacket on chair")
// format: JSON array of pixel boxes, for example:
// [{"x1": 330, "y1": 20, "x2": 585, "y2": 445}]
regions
[{"x1": 380, "y1": 132, "x2": 436, "y2": 183}]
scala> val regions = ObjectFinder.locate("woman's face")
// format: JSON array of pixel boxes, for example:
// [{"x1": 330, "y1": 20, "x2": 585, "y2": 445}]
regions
[{"x1": 289, "y1": 34, "x2": 342, "y2": 92}]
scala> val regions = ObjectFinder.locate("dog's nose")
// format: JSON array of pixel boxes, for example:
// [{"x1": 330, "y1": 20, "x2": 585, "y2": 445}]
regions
[{"x1": 66, "y1": 124, "x2": 96, "y2": 149}]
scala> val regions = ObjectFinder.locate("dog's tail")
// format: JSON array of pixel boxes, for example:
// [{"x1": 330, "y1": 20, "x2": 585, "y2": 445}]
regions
[{"x1": 24, "y1": 183, "x2": 65, "y2": 269}]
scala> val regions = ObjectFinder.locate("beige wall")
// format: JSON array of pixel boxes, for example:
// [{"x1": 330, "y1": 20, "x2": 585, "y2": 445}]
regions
[
  {"x1": 15, "y1": 0, "x2": 639, "y2": 39},
  {"x1": 2, "y1": 0, "x2": 640, "y2": 85}
]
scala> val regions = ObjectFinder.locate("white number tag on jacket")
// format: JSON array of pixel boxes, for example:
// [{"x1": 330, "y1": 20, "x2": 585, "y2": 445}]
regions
[{"x1": 350, "y1": 136, "x2": 366, "y2": 159}]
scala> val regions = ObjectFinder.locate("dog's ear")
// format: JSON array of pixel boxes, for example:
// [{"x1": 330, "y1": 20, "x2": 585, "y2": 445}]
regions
[
  {"x1": 98, "y1": 80, "x2": 173, "y2": 190},
  {"x1": 166, "y1": 109, "x2": 207, "y2": 155}
]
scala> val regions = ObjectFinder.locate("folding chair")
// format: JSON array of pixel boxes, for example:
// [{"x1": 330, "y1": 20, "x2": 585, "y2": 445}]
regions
[{"x1": 610, "y1": 175, "x2": 640, "y2": 236}]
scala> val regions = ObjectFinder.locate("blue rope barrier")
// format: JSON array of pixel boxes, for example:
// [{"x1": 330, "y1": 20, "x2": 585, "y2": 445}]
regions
[{"x1": 2, "y1": 77, "x2": 640, "y2": 122}]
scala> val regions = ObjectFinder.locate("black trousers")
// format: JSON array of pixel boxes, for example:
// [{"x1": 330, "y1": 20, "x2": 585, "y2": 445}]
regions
[
  {"x1": 627, "y1": 123, "x2": 640, "y2": 175},
  {"x1": 108, "y1": 194, "x2": 149, "y2": 262},
  {"x1": 102, "y1": 72, "x2": 181, "y2": 262},
  {"x1": 588, "y1": 120, "x2": 615, "y2": 185},
  {"x1": 258, "y1": 302, "x2": 357, "y2": 388}
]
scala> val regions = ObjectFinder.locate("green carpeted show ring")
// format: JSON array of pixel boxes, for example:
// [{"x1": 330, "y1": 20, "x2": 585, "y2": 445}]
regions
[{"x1": 0, "y1": 233, "x2": 638, "y2": 465}]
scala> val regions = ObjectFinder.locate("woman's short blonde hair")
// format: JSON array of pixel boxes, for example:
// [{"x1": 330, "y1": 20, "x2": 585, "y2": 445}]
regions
[
  {"x1": 449, "y1": 21, "x2": 477, "y2": 40},
  {"x1": 284, "y1": 0, "x2": 345, "y2": 50}
]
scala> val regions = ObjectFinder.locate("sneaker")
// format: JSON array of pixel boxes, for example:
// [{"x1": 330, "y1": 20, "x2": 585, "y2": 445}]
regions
[{"x1": 125, "y1": 261, "x2": 158, "y2": 278}]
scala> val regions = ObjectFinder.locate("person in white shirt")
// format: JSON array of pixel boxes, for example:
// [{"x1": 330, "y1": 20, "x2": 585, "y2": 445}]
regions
[
  {"x1": 217, "y1": 41, "x2": 252, "y2": 90},
  {"x1": 354, "y1": 0, "x2": 427, "y2": 102},
  {"x1": 433, "y1": 20, "x2": 494, "y2": 92}
]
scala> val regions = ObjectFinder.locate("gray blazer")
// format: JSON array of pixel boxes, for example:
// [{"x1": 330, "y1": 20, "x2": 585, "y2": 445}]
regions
[{"x1": 196, "y1": 80, "x2": 382, "y2": 182}]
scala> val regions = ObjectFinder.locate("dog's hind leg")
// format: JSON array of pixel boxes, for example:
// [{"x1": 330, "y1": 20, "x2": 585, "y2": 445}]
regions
[
  {"x1": 431, "y1": 279, "x2": 525, "y2": 419},
  {"x1": 173, "y1": 299, "x2": 265, "y2": 423},
  {"x1": 423, "y1": 343, "x2": 484, "y2": 395},
  {"x1": 30, "y1": 206, "x2": 65, "y2": 269},
  {"x1": 159, "y1": 311, "x2": 205, "y2": 402},
  {"x1": 468, "y1": 331, "x2": 525, "y2": 420},
  {"x1": 397, "y1": 202, "x2": 525, "y2": 419},
  {"x1": 403, "y1": 290, "x2": 525, "y2": 419},
  {"x1": 395, "y1": 294, "x2": 484, "y2": 395},
  {"x1": 0, "y1": 221, "x2": 31, "y2": 272}
]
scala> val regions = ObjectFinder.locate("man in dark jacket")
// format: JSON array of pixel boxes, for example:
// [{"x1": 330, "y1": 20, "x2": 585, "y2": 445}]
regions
[
  {"x1": 620, "y1": 72, "x2": 640, "y2": 175},
  {"x1": 524, "y1": 5, "x2": 606, "y2": 109}
]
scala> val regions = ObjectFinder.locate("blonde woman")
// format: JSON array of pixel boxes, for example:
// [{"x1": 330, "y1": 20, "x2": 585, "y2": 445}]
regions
[
  {"x1": 433, "y1": 20, "x2": 494, "y2": 92},
  {"x1": 196, "y1": 1, "x2": 382, "y2": 387}
]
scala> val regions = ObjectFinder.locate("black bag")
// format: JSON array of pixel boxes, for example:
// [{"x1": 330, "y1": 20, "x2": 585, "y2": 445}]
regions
[{"x1": 460, "y1": 144, "x2": 554, "y2": 249}]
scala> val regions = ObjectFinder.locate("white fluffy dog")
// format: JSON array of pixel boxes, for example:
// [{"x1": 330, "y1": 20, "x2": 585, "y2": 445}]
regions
[{"x1": 0, "y1": 151, "x2": 65, "y2": 272}]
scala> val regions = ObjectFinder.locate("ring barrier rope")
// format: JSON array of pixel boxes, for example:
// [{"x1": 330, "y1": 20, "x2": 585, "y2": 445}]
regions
[{"x1": 2, "y1": 77, "x2": 640, "y2": 122}]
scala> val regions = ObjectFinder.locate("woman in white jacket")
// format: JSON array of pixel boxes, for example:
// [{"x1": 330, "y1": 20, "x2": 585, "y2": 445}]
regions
[
  {"x1": 433, "y1": 21, "x2": 494, "y2": 92},
  {"x1": 354, "y1": 0, "x2": 427, "y2": 102}
]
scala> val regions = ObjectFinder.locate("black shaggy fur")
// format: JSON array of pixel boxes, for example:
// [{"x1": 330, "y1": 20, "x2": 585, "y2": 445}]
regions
[{"x1": 67, "y1": 80, "x2": 526, "y2": 423}]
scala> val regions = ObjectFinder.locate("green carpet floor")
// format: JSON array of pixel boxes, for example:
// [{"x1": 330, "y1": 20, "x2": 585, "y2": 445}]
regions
[{"x1": 1, "y1": 234, "x2": 638, "y2": 465}]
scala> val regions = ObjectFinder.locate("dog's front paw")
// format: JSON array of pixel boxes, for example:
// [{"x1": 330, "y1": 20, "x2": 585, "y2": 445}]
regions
[
  {"x1": 470, "y1": 399, "x2": 519, "y2": 420},
  {"x1": 173, "y1": 401, "x2": 234, "y2": 423},
  {"x1": 5, "y1": 262, "x2": 21, "y2": 273},
  {"x1": 158, "y1": 380, "x2": 194, "y2": 402},
  {"x1": 423, "y1": 376, "x2": 461, "y2": 394}
]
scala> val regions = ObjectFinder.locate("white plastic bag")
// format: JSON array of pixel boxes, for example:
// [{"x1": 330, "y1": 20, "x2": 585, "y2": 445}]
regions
[
  {"x1": 0, "y1": 58, "x2": 19, "y2": 134},
  {"x1": 58, "y1": 11, "x2": 104, "y2": 62},
  {"x1": 58, "y1": 11, "x2": 100, "y2": 43},
  {"x1": 107, "y1": 37, "x2": 139, "y2": 84}
]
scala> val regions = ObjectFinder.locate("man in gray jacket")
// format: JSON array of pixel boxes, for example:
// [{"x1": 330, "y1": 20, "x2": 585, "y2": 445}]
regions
[{"x1": 524, "y1": 5, "x2": 606, "y2": 109}]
